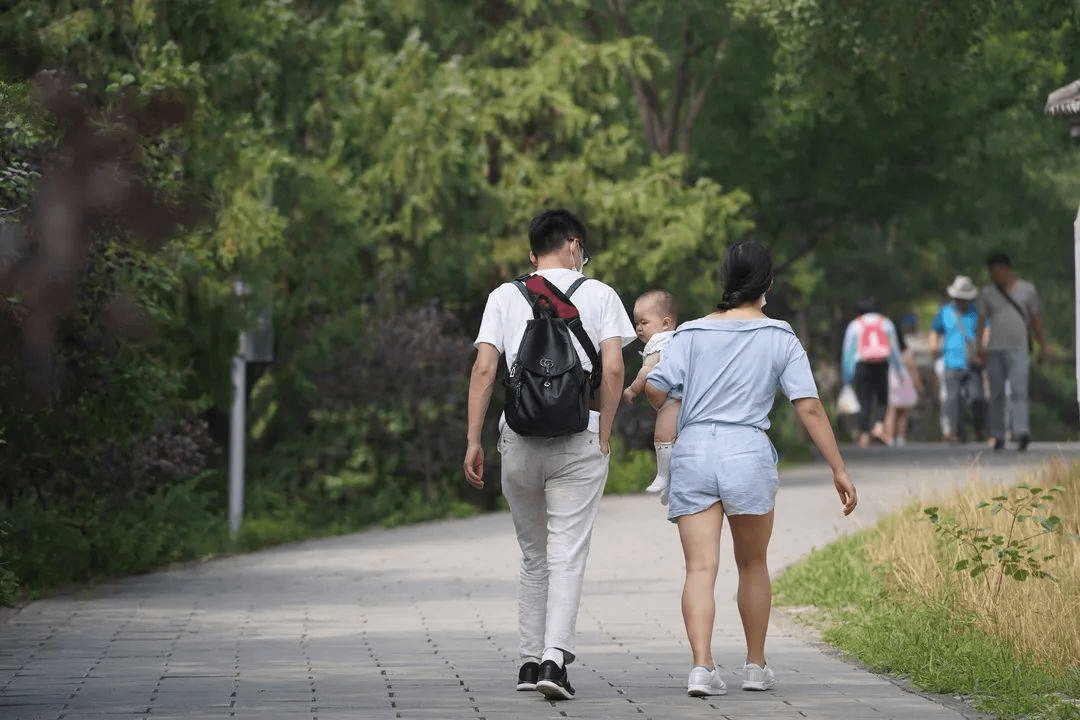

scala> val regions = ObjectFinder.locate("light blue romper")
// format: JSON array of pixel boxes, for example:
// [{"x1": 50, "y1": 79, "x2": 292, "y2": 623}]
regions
[{"x1": 646, "y1": 318, "x2": 819, "y2": 521}]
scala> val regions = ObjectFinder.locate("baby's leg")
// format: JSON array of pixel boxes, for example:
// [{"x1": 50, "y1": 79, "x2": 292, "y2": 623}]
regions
[
  {"x1": 654, "y1": 399, "x2": 679, "y2": 444},
  {"x1": 646, "y1": 399, "x2": 680, "y2": 496}
]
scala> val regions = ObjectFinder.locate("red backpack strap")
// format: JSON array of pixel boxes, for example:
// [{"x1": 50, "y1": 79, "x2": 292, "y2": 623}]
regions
[
  {"x1": 512, "y1": 274, "x2": 601, "y2": 389},
  {"x1": 523, "y1": 274, "x2": 581, "y2": 320}
]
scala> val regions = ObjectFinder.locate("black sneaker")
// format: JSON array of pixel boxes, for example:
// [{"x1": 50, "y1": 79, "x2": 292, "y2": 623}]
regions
[
  {"x1": 1017, "y1": 434, "x2": 1030, "y2": 451},
  {"x1": 536, "y1": 660, "x2": 575, "y2": 700},
  {"x1": 516, "y1": 661, "x2": 540, "y2": 691},
  {"x1": 992, "y1": 437, "x2": 1005, "y2": 451}
]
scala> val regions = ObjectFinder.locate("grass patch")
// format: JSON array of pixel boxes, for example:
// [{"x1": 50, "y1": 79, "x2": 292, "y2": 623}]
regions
[{"x1": 774, "y1": 460, "x2": 1080, "y2": 719}]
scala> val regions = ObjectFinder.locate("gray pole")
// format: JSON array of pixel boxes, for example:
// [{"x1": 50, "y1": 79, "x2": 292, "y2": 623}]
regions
[
  {"x1": 1075, "y1": 206, "x2": 1080, "y2": 411},
  {"x1": 228, "y1": 349, "x2": 246, "y2": 537}
]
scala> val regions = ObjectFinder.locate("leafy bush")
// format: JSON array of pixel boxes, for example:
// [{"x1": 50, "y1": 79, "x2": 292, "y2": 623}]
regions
[
  {"x1": 0, "y1": 522, "x2": 18, "y2": 606},
  {"x1": 0, "y1": 473, "x2": 222, "y2": 593},
  {"x1": 924, "y1": 483, "x2": 1068, "y2": 594},
  {"x1": 244, "y1": 300, "x2": 483, "y2": 533}
]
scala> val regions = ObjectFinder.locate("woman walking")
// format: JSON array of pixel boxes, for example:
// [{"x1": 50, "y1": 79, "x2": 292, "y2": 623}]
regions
[{"x1": 645, "y1": 241, "x2": 857, "y2": 696}]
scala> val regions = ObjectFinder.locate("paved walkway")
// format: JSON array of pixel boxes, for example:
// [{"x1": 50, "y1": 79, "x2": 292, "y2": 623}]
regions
[{"x1": 2, "y1": 442, "x2": 1077, "y2": 720}]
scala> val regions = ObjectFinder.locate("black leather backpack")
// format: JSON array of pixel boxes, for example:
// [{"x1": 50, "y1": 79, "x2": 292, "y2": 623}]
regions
[{"x1": 504, "y1": 274, "x2": 601, "y2": 437}]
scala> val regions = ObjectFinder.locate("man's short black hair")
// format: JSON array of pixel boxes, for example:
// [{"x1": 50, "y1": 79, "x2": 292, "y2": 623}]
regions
[
  {"x1": 987, "y1": 252, "x2": 1012, "y2": 267},
  {"x1": 528, "y1": 209, "x2": 587, "y2": 257}
]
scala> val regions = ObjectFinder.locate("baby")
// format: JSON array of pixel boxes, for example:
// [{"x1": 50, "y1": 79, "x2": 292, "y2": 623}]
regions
[{"x1": 622, "y1": 289, "x2": 679, "y2": 501}]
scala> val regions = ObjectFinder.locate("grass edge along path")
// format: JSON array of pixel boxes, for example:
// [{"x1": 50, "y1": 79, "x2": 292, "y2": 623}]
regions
[{"x1": 774, "y1": 460, "x2": 1080, "y2": 720}]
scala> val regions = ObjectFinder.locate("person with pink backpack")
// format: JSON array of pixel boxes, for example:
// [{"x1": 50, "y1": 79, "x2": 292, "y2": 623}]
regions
[{"x1": 841, "y1": 297, "x2": 904, "y2": 446}]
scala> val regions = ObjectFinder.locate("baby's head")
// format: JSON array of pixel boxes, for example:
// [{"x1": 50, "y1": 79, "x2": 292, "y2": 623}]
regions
[{"x1": 633, "y1": 289, "x2": 678, "y2": 344}]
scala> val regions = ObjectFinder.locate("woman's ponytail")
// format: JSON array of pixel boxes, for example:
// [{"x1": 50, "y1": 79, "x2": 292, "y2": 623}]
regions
[{"x1": 716, "y1": 241, "x2": 773, "y2": 311}]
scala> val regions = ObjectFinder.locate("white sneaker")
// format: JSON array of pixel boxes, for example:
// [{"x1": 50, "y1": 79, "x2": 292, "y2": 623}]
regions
[
  {"x1": 687, "y1": 666, "x2": 727, "y2": 696},
  {"x1": 644, "y1": 474, "x2": 669, "y2": 493},
  {"x1": 739, "y1": 662, "x2": 776, "y2": 691}
]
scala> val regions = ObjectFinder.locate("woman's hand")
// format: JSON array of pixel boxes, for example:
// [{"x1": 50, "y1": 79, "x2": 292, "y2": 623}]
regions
[{"x1": 833, "y1": 468, "x2": 857, "y2": 516}]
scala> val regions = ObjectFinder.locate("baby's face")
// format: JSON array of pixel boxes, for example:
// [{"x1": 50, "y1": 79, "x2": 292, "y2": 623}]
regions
[{"x1": 634, "y1": 299, "x2": 672, "y2": 344}]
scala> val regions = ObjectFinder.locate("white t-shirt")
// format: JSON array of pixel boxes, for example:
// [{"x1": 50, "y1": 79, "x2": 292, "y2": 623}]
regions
[{"x1": 474, "y1": 268, "x2": 636, "y2": 432}]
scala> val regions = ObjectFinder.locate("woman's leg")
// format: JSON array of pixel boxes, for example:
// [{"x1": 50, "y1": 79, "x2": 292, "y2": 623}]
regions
[
  {"x1": 894, "y1": 407, "x2": 909, "y2": 442},
  {"x1": 852, "y1": 362, "x2": 873, "y2": 440},
  {"x1": 676, "y1": 503, "x2": 724, "y2": 668},
  {"x1": 869, "y1": 363, "x2": 891, "y2": 443},
  {"x1": 726, "y1": 511, "x2": 775, "y2": 667},
  {"x1": 882, "y1": 405, "x2": 897, "y2": 443}
]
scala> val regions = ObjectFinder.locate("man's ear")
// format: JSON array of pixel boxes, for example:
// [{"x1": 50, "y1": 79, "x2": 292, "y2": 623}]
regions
[{"x1": 529, "y1": 251, "x2": 538, "y2": 269}]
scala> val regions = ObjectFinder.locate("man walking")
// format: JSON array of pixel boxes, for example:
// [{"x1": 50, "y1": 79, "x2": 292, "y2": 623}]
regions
[
  {"x1": 463, "y1": 209, "x2": 635, "y2": 700},
  {"x1": 930, "y1": 276, "x2": 984, "y2": 443},
  {"x1": 975, "y1": 253, "x2": 1049, "y2": 451}
]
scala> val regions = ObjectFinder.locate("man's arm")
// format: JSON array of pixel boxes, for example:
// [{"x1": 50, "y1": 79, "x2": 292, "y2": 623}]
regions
[
  {"x1": 596, "y1": 337, "x2": 624, "y2": 456},
  {"x1": 1032, "y1": 312, "x2": 1049, "y2": 362},
  {"x1": 463, "y1": 342, "x2": 500, "y2": 489},
  {"x1": 975, "y1": 311, "x2": 988, "y2": 362}
]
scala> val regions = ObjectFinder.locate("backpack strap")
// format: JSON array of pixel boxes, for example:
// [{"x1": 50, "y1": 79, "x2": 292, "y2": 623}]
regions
[
  {"x1": 566, "y1": 276, "x2": 589, "y2": 298},
  {"x1": 992, "y1": 282, "x2": 1033, "y2": 350},
  {"x1": 511, "y1": 278, "x2": 533, "y2": 306},
  {"x1": 993, "y1": 283, "x2": 1028, "y2": 325}
]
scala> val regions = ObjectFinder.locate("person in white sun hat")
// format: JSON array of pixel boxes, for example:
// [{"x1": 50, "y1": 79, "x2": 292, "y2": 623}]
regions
[{"x1": 930, "y1": 275, "x2": 985, "y2": 443}]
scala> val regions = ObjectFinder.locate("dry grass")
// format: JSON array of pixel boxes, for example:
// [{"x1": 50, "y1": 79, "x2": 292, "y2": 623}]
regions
[{"x1": 864, "y1": 460, "x2": 1080, "y2": 669}]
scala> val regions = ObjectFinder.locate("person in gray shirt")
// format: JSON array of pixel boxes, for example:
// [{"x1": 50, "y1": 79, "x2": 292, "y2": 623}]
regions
[{"x1": 975, "y1": 252, "x2": 1049, "y2": 451}]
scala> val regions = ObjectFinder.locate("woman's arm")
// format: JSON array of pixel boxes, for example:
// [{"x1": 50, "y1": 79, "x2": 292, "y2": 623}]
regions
[
  {"x1": 792, "y1": 397, "x2": 857, "y2": 516},
  {"x1": 644, "y1": 379, "x2": 669, "y2": 411},
  {"x1": 840, "y1": 322, "x2": 858, "y2": 385}
]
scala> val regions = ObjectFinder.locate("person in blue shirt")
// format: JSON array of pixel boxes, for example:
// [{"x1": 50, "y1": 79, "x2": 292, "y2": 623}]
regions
[
  {"x1": 646, "y1": 240, "x2": 857, "y2": 697},
  {"x1": 930, "y1": 275, "x2": 985, "y2": 443}
]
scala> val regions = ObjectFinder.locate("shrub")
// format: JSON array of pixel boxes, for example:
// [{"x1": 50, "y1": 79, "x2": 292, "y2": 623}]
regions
[
  {"x1": 0, "y1": 521, "x2": 19, "y2": 606},
  {"x1": 0, "y1": 473, "x2": 222, "y2": 593}
]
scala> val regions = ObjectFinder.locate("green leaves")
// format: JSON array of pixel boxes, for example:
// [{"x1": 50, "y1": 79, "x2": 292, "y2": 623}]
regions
[{"x1": 923, "y1": 483, "x2": 1073, "y2": 604}]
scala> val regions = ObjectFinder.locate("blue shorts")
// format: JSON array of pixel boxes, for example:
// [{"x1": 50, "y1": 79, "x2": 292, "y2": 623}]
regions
[{"x1": 667, "y1": 422, "x2": 779, "y2": 522}]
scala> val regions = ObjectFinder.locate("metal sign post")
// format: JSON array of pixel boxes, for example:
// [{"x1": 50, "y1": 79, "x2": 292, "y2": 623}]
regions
[
  {"x1": 1075, "y1": 208, "x2": 1080, "y2": 410},
  {"x1": 228, "y1": 280, "x2": 273, "y2": 538},
  {"x1": 228, "y1": 348, "x2": 246, "y2": 537}
]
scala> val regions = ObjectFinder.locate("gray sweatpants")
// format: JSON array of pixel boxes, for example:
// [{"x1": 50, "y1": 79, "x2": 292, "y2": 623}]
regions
[
  {"x1": 498, "y1": 424, "x2": 609, "y2": 665},
  {"x1": 984, "y1": 349, "x2": 1030, "y2": 439}
]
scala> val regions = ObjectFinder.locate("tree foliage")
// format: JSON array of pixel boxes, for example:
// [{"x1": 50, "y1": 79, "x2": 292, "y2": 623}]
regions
[{"x1": 0, "y1": 0, "x2": 1077, "y2": 586}]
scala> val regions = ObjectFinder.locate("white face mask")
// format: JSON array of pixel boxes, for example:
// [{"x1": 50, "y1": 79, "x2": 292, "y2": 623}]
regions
[{"x1": 760, "y1": 293, "x2": 767, "y2": 308}]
